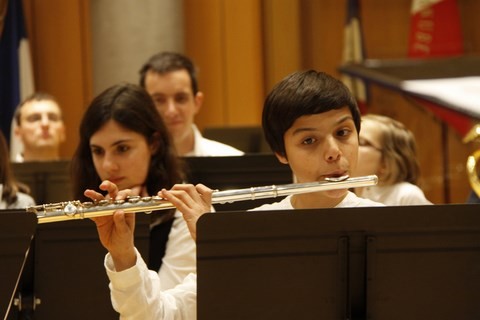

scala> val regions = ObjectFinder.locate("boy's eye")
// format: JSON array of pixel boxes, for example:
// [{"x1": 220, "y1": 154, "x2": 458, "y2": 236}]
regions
[
  {"x1": 302, "y1": 137, "x2": 316, "y2": 145},
  {"x1": 337, "y1": 128, "x2": 351, "y2": 137}
]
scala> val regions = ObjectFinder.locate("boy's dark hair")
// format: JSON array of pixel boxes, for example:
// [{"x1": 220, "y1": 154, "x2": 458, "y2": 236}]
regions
[
  {"x1": 139, "y1": 51, "x2": 199, "y2": 94},
  {"x1": 262, "y1": 70, "x2": 361, "y2": 157}
]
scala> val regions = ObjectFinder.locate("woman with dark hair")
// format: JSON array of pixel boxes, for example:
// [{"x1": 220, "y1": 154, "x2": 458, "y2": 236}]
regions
[
  {"x1": 0, "y1": 131, "x2": 35, "y2": 209},
  {"x1": 71, "y1": 83, "x2": 195, "y2": 290}
]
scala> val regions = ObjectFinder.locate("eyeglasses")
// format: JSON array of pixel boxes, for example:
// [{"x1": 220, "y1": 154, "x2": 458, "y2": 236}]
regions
[{"x1": 358, "y1": 137, "x2": 382, "y2": 152}]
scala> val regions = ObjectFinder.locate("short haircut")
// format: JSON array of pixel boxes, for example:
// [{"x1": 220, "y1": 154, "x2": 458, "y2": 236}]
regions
[
  {"x1": 139, "y1": 51, "x2": 199, "y2": 94},
  {"x1": 362, "y1": 114, "x2": 420, "y2": 185},
  {"x1": 262, "y1": 70, "x2": 361, "y2": 157},
  {"x1": 15, "y1": 92, "x2": 61, "y2": 126}
]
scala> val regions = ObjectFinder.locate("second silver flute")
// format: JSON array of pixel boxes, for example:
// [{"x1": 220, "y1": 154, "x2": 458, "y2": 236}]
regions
[{"x1": 28, "y1": 175, "x2": 378, "y2": 224}]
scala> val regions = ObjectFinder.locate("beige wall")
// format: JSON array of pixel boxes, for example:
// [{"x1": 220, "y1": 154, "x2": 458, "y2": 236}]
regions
[{"x1": 90, "y1": 0, "x2": 185, "y2": 95}]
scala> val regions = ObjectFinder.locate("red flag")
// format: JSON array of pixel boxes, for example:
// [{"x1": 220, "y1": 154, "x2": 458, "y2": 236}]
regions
[
  {"x1": 342, "y1": 0, "x2": 368, "y2": 114},
  {"x1": 408, "y1": 0, "x2": 463, "y2": 58},
  {"x1": 407, "y1": 0, "x2": 470, "y2": 136}
]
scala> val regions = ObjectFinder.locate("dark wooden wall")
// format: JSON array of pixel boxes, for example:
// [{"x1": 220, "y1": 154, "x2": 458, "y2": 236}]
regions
[
  {"x1": 22, "y1": 0, "x2": 92, "y2": 159},
  {"x1": 23, "y1": 0, "x2": 480, "y2": 203},
  {"x1": 183, "y1": 0, "x2": 480, "y2": 204}
]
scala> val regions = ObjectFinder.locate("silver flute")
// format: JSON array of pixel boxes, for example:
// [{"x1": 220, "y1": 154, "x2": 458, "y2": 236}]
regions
[{"x1": 27, "y1": 175, "x2": 378, "y2": 224}]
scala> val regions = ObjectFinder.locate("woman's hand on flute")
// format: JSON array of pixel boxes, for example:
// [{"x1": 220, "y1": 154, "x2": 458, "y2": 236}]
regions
[
  {"x1": 159, "y1": 183, "x2": 213, "y2": 241},
  {"x1": 85, "y1": 180, "x2": 144, "y2": 272}
]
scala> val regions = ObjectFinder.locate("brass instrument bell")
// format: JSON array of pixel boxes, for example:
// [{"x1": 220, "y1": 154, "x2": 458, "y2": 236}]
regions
[{"x1": 462, "y1": 124, "x2": 480, "y2": 197}]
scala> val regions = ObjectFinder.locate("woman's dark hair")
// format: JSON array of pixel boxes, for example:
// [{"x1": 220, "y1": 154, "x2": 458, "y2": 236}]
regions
[
  {"x1": 262, "y1": 70, "x2": 361, "y2": 157},
  {"x1": 71, "y1": 83, "x2": 184, "y2": 201},
  {"x1": 0, "y1": 132, "x2": 31, "y2": 205}
]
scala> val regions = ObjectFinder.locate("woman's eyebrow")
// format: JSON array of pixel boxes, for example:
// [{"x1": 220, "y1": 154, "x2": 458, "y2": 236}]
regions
[{"x1": 89, "y1": 139, "x2": 133, "y2": 148}]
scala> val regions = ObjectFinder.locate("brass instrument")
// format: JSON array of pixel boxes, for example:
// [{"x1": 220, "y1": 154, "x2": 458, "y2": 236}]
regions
[
  {"x1": 27, "y1": 175, "x2": 378, "y2": 224},
  {"x1": 463, "y1": 124, "x2": 480, "y2": 197}
]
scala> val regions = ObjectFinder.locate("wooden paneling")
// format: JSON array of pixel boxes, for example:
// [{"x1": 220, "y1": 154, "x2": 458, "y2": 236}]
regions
[
  {"x1": 300, "y1": 0, "x2": 346, "y2": 76},
  {"x1": 362, "y1": 0, "x2": 412, "y2": 58},
  {"x1": 460, "y1": 0, "x2": 480, "y2": 53},
  {"x1": 183, "y1": 0, "x2": 224, "y2": 127},
  {"x1": 222, "y1": 0, "x2": 264, "y2": 125},
  {"x1": 184, "y1": 0, "x2": 264, "y2": 129},
  {"x1": 22, "y1": 0, "x2": 92, "y2": 159},
  {"x1": 184, "y1": 0, "x2": 480, "y2": 204},
  {"x1": 355, "y1": 0, "x2": 476, "y2": 203},
  {"x1": 299, "y1": 0, "x2": 475, "y2": 203},
  {"x1": 21, "y1": 0, "x2": 480, "y2": 203},
  {"x1": 263, "y1": 0, "x2": 303, "y2": 90}
]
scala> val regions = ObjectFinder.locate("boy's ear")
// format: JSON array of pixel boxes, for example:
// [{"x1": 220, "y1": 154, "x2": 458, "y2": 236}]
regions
[
  {"x1": 193, "y1": 91, "x2": 204, "y2": 115},
  {"x1": 275, "y1": 152, "x2": 288, "y2": 164}
]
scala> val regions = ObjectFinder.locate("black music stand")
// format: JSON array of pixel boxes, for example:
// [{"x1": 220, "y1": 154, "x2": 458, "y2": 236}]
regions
[
  {"x1": 11, "y1": 160, "x2": 72, "y2": 205},
  {"x1": 196, "y1": 204, "x2": 480, "y2": 320},
  {"x1": 0, "y1": 209, "x2": 37, "y2": 320},
  {"x1": 184, "y1": 154, "x2": 293, "y2": 211},
  {"x1": 30, "y1": 215, "x2": 151, "y2": 320}
]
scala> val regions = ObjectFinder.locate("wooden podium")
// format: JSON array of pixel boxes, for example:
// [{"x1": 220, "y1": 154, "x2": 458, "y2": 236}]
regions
[
  {"x1": 339, "y1": 55, "x2": 480, "y2": 120},
  {"x1": 340, "y1": 55, "x2": 480, "y2": 203}
]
